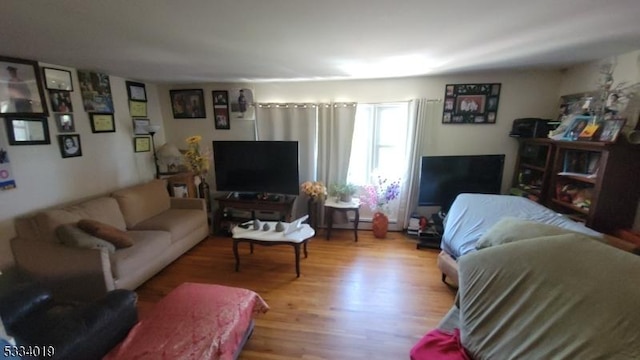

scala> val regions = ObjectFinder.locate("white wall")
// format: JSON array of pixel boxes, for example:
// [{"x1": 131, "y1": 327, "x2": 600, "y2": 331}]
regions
[
  {"x1": 0, "y1": 62, "x2": 164, "y2": 268},
  {"x1": 157, "y1": 70, "x2": 563, "y2": 202}
]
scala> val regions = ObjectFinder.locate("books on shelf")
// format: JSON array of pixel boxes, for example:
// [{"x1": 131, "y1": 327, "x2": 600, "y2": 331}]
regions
[{"x1": 562, "y1": 151, "x2": 600, "y2": 177}]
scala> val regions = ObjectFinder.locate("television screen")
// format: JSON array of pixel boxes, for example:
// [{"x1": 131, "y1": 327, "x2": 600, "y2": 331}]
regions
[
  {"x1": 418, "y1": 154, "x2": 505, "y2": 211},
  {"x1": 212, "y1": 141, "x2": 300, "y2": 195}
]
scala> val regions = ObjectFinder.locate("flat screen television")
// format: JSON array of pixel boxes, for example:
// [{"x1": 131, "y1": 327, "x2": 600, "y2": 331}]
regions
[
  {"x1": 418, "y1": 154, "x2": 505, "y2": 212},
  {"x1": 212, "y1": 141, "x2": 300, "y2": 195}
]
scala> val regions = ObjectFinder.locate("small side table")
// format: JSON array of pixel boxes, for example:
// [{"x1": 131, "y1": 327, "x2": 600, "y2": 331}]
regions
[{"x1": 324, "y1": 198, "x2": 360, "y2": 242}]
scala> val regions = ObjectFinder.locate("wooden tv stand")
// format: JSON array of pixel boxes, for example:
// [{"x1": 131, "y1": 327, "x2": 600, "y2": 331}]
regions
[{"x1": 213, "y1": 194, "x2": 296, "y2": 234}]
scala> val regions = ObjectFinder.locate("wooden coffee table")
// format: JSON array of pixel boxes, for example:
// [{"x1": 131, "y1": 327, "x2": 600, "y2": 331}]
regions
[{"x1": 231, "y1": 221, "x2": 315, "y2": 277}]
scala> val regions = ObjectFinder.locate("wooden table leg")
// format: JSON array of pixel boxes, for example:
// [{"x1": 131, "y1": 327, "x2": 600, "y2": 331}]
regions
[
  {"x1": 353, "y1": 208, "x2": 359, "y2": 242},
  {"x1": 326, "y1": 208, "x2": 333, "y2": 240},
  {"x1": 294, "y1": 243, "x2": 301, "y2": 277},
  {"x1": 233, "y1": 239, "x2": 240, "y2": 272},
  {"x1": 303, "y1": 240, "x2": 308, "y2": 258},
  {"x1": 250, "y1": 242, "x2": 254, "y2": 254}
]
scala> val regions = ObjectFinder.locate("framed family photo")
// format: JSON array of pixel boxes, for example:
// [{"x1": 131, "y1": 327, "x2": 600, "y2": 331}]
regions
[
  {"x1": 170, "y1": 89, "x2": 205, "y2": 118},
  {"x1": 442, "y1": 83, "x2": 500, "y2": 124},
  {"x1": 0, "y1": 56, "x2": 48, "y2": 116},
  {"x1": 58, "y1": 134, "x2": 82, "y2": 158},
  {"x1": 48, "y1": 90, "x2": 73, "y2": 113},
  {"x1": 77, "y1": 70, "x2": 114, "y2": 113},
  {"x1": 212, "y1": 90, "x2": 230, "y2": 130},
  {"x1": 55, "y1": 113, "x2": 75, "y2": 133}
]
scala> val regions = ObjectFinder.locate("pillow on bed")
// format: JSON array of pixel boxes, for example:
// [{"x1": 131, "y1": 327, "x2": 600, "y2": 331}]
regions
[{"x1": 476, "y1": 217, "x2": 596, "y2": 250}]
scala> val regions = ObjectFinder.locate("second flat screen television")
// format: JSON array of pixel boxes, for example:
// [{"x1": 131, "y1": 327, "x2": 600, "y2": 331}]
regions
[
  {"x1": 418, "y1": 154, "x2": 505, "y2": 212},
  {"x1": 212, "y1": 141, "x2": 300, "y2": 195}
]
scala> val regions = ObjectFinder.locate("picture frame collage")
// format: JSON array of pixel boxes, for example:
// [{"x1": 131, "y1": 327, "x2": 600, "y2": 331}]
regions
[
  {"x1": 442, "y1": 83, "x2": 501, "y2": 124},
  {"x1": 126, "y1": 81, "x2": 152, "y2": 153}
]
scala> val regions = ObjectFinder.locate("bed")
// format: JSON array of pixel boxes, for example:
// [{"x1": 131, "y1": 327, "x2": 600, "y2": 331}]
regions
[{"x1": 437, "y1": 193, "x2": 603, "y2": 286}]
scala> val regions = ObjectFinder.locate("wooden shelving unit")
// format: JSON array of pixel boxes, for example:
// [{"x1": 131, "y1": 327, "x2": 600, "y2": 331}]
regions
[
  {"x1": 547, "y1": 140, "x2": 640, "y2": 233},
  {"x1": 512, "y1": 138, "x2": 640, "y2": 233},
  {"x1": 511, "y1": 138, "x2": 553, "y2": 203}
]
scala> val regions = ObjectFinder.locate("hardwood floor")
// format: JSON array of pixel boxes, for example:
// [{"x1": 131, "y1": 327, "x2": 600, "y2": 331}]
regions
[{"x1": 135, "y1": 230, "x2": 456, "y2": 359}]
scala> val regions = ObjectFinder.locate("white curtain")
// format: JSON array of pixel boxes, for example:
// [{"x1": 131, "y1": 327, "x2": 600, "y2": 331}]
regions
[
  {"x1": 256, "y1": 103, "x2": 318, "y2": 218},
  {"x1": 400, "y1": 99, "x2": 443, "y2": 228},
  {"x1": 317, "y1": 103, "x2": 357, "y2": 188}
]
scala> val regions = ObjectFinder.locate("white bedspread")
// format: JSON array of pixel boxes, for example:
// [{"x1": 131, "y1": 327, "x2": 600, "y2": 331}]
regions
[{"x1": 441, "y1": 193, "x2": 602, "y2": 258}]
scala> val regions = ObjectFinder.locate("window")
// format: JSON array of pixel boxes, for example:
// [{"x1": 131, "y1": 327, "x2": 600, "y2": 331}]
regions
[{"x1": 347, "y1": 102, "x2": 409, "y2": 186}]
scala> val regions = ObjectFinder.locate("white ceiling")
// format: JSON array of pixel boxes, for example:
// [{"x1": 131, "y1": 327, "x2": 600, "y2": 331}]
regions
[{"x1": 1, "y1": 0, "x2": 640, "y2": 84}]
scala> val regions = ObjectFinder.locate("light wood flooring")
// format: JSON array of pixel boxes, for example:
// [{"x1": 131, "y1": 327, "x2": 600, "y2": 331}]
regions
[{"x1": 135, "y1": 230, "x2": 456, "y2": 360}]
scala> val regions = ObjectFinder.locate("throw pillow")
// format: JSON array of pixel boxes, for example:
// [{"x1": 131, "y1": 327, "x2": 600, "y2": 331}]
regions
[
  {"x1": 77, "y1": 219, "x2": 133, "y2": 249},
  {"x1": 56, "y1": 224, "x2": 116, "y2": 253},
  {"x1": 476, "y1": 217, "x2": 592, "y2": 250}
]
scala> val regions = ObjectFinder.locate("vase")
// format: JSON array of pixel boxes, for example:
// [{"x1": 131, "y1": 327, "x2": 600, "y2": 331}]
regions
[
  {"x1": 372, "y1": 212, "x2": 389, "y2": 238},
  {"x1": 198, "y1": 178, "x2": 211, "y2": 212}
]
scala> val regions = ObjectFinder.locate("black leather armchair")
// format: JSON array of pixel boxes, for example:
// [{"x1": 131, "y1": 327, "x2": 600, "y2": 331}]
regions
[{"x1": 0, "y1": 271, "x2": 137, "y2": 360}]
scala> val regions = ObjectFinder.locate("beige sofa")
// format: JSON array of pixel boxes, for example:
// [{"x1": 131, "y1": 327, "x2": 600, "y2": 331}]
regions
[{"x1": 11, "y1": 179, "x2": 209, "y2": 301}]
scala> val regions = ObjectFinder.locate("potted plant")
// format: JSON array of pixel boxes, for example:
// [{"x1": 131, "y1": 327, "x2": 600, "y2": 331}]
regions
[{"x1": 329, "y1": 183, "x2": 358, "y2": 202}]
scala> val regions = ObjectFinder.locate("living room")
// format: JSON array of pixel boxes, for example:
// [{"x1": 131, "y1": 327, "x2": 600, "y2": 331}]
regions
[{"x1": 1, "y1": 1, "x2": 640, "y2": 359}]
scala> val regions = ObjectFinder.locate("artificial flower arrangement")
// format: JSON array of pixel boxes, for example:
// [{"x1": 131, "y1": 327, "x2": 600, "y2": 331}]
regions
[
  {"x1": 184, "y1": 135, "x2": 211, "y2": 177},
  {"x1": 300, "y1": 181, "x2": 327, "y2": 201},
  {"x1": 361, "y1": 176, "x2": 401, "y2": 214}
]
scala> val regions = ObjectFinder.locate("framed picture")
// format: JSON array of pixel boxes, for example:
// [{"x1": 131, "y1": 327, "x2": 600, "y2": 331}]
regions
[
  {"x1": 170, "y1": 89, "x2": 205, "y2": 118},
  {"x1": 230, "y1": 88, "x2": 254, "y2": 120},
  {"x1": 129, "y1": 100, "x2": 147, "y2": 117},
  {"x1": 598, "y1": 118, "x2": 626, "y2": 143},
  {"x1": 0, "y1": 135, "x2": 16, "y2": 190},
  {"x1": 212, "y1": 90, "x2": 230, "y2": 130},
  {"x1": 133, "y1": 118, "x2": 150, "y2": 135},
  {"x1": 563, "y1": 115, "x2": 593, "y2": 140},
  {"x1": 126, "y1": 81, "x2": 146, "y2": 101},
  {"x1": 77, "y1": 70, "x2": 114, "y2": 112},
  {"x1": 4, "y1": 116, "x2": 50, "y2": 145},
  {"x1": 442, "y1": 83, "x2": 500, "y2": 124},
  {"x1": 58, "y1": 134, "x2": 82, "y2": 158},
  {"x1": 171, "y1": 183, "x2": 189, "y2": 198},
  {"x1": 43, "y1": 67, "x2": 73, "y2": 91},
  {"x1": 0, "y1": 56, "x2": 48, "y2": 116},
  {"x1": 134, "y1": 136, "x2": 151, "y2": 152},
  {"x1": 48, "y1": 90, "x2": 73, "y2": 113},
  {"x1": 89, "y1": 113, "x2": 116, "y2": 133},
  {"x1": 55, "y1": 113, "x2": 75, "y2": 133}
]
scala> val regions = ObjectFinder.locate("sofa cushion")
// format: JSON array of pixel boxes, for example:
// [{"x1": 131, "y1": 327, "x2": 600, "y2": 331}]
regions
[
  {"x1": 458, "y1": 234, "x2": 640, "y2": 359},
  {"x1": 111, "y1": 231, "x2": 171, "y2": 280},
  {"x1": 112, "y1": 180, "x2": 170, "y2": 228},
  {"x1": 78, "y1": 219, "x2": 133, "y2": 249},
  {"x1": 75, "y1": 197, "x2": 127, "y2": 231},
  {"x1": 131, "y1": 209, "x2": 207, "y2": 243},
  {"x1": 34, "y1": 209, "x2": 84, "y2": 243},
  {"x1": 475, "y1": 217, "x2": 597, "y2": 250},
  {"x1": 56, "y1": 224, "x2": 116, "y2": 253}
]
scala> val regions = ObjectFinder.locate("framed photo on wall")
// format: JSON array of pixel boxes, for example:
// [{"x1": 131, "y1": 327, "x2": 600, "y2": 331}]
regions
[
  {"x1": 48, "y1": 90, "x2": 73, "y2": 113},
  {"x1": 126, "y1": 81, "x2": 147, "y2": 101},
  {"x1": 55, "y1": 113, "x2": 75, "y2": 132},
  {"x1": 58, "y1": 134, "x2": 82, "y2": 158},
  {"x1": 129, "y1": 100, "x2": 147, "y2": 117},
  {"x1": 442, "y1": 83, "x2": 501, "y2": 124},
  {"x1": 89, "y1": 113, "x2": 116, "y2": 133},
  {"x1": 133, "y1": 118, "x2": 150, "y2": 135},
  {"x1": 134, "y1": 136, "x2": 151, "y2": 152},
  {"x1": 212, "y1": 90, "x2": 230, "y2": 130},
  {"x1": 43, "y1": 67, "x2": 73, "y2": 91},
  {"x1": 0, "y1": 56, "x2": 49, "y2": 116},
  {"x1": 4, "y1": 116, "x2": 50, "y2": 145},
  {"x1": 170, "y1": 89, "x2": 205, "y2": 118},
  {"x1": 77, "y1": 70, "x2": 114, "y2": 113}
]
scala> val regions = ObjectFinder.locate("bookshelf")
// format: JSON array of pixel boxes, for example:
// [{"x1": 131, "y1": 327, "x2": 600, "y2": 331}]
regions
[
  {"x1": 511, "y1": 139, "x2": 553, "y2": 203},
  {"x1": 547, "y1": 140, "x2": 640, "y2": 232}
]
